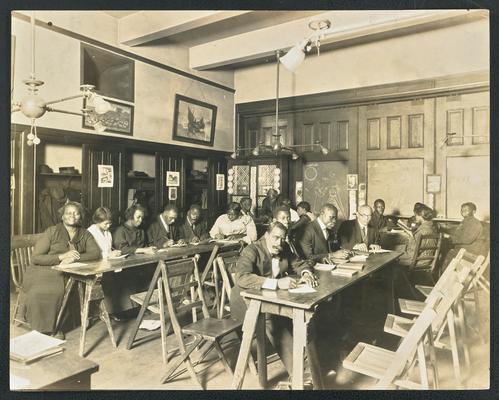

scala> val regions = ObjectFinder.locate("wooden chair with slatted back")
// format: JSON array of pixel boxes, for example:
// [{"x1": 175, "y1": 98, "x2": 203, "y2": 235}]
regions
[
  {"x1": 11, "y1": 233, "x2": 44, "y2": 326},
  {"x1": 409, "y1": 232, "x2": 444, "y2": 284},
  {"x1": 213, "y1": 249, "x2": 240, "y2": 319},
  {"x1": 158, "y1": 255, "x2": 245, "y2": 388}
]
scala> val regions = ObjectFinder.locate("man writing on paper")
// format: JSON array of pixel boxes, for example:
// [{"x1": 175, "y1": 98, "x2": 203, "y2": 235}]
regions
[
  {"x1": 230, "y1": 221, "x2": 318, "y2": 383},
  {"x1": 147, "y1": 203, "x2": 185, "y2": 248},
  {"x1": 338, "y1": 205, "x2": 381, "y2": 252}
]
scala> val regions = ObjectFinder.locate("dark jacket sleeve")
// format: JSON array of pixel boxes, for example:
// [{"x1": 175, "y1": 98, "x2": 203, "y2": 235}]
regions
[
  {"x1": 338, "y1": 221, "x2": 354, "y2": 250},
  {"x1": 78, "y1": 231, "x2": 102, "y2": 262},
  {"x1": 32, "y1": 226, "x2": 61, "y2": 266},
  {"x1": 235, "y1": 246, "x2": 267, "y2": 290},
  {"x1": 299, "y1": 226, "x2": 329, "y2": 262},
  {"x1": 147, "y1": 222, "x2": 167, "y2": 248},
  {"x1": 285, "y1": 244, "x2": 315, "y2": 275},
  {"x1": 451, "y1": 219, "x2": 482, "y2": 245},
  {"x1": 113, "y1": 226, "x2": 139, "y2": 255}
]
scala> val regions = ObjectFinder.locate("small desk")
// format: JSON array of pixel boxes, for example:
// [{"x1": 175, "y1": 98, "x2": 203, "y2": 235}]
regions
[
  {"x1": 52, "y1": 242, "x2": 238, "y2": 357},
  {"x1": 10, "y1": 350, "x2": 98, "y2": 390},
  {"x1": 231, "y1": 251, "x2": 402, "y2": 390}
]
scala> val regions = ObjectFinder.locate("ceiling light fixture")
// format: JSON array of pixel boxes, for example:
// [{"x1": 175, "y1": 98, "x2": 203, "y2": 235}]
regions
[
  {"x1": 11, "y1": 12, "x2": 114, "y2": 145},
  {"x1": 232, "y1": 50, "x2": 330, "y2": 160}
]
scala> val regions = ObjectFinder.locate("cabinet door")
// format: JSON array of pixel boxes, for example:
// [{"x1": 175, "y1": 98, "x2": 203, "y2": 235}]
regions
[
  {"x1": 82, "y1": 144, "x2": 126, "y2": 225},
  {"x1": 156, "y1": 152, "x2": 185, "y2": 215}
]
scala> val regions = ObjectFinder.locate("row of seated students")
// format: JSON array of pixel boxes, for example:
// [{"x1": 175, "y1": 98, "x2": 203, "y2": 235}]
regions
[{"x1": 22, "y1": 194, "x2": 487, "y2": 340}]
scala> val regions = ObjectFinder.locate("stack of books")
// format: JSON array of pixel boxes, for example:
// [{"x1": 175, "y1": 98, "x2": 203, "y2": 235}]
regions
[
  {"x1": 332, "y1": 261, "x2": 365, "y2": 277},
  {"x1": 10, "y1": 330, "x2": 65, "y2": 364}
]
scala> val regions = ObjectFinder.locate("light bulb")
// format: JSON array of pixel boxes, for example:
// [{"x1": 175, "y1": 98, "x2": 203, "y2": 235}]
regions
[
  {"x1": 27, "y1": 140, "x2": 34, "y2": 146},
  {"x1": 94, "y1": 97, "x2": 113, "y2": 114},
  {"x1": 292, "y1": 152, "x2": 299, "y2": 160},
  {"x1": 27, "y1": 133, "x2": 35, "y2": 140},
  {"x1": 33, "y1": 136, "x2": 41, "y2": 145},
  {"x1": 230, "y1": 152, "x2": 237, "y2": 159},
  {"x1": 321, "y1": 146, "x2": 329, "y2": 155},
  {"x1": 20, "y1": 94, "x2": 47, "y2": 119},
  {"x1": 252, "y1": 147, "x2": 260, "y2": 156}
]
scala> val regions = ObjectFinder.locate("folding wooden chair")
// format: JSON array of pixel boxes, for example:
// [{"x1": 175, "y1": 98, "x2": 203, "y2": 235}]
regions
[
  {"x1": 343, "y1": 291, "x2": 454, "y2": 389},
  {"x1": 384, "y1": 265, "x2": 470, "y2": 388},
  {"x1": 409, "y1": 232, "x2": 444, "y2": 285},
  {"x1": 212, "y1": 250, "x2": 239, "y2": 319},
  {"x1": 11, "y1": 234, "x2": 43, "y2": 326},
  {"x1": 158, "y1": 255, "x2": 249, "y2": 388}
]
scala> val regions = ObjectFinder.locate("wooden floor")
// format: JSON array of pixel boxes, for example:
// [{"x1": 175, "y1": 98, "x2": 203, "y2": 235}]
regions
[{"x1": 10, "y1": 289, "x2": 490, "y2": 390}]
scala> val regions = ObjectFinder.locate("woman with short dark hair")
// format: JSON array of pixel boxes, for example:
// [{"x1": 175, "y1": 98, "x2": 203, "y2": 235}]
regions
[
  {"x1": 87, "y1": 207, "x2": 122, "y2": 259},
  {"x1": 113, "y1": 204, "x2": 156, "y2": 255},
  {"x1": 23, "y1": 201, "x2": 101, "y2": 338}
]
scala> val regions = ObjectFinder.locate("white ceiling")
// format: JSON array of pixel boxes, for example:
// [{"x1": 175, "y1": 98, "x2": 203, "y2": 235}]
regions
[{"x1": 102, "y1": 10, "x2": 487, "y2": 71}]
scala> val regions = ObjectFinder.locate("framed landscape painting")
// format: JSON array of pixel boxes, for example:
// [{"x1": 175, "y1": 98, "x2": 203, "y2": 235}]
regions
[{"x1": 172, "y1": 94, "x2": 217, "y2": 146}]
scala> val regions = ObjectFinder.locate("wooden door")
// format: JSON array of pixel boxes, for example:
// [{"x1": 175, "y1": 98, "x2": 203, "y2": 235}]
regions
[{"x1": 82, "y1": 144, "x2": 126, "y2": 226}]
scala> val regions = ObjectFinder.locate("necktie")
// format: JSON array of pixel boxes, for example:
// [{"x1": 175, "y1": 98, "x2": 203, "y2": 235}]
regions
[{"x1": 362, "y1": 226, "x2": 367, "y2": 243}]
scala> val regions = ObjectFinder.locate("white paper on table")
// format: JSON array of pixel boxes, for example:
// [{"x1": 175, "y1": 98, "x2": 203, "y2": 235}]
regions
[
  {"x1": 107, "y1": 254, "x2": 128, "y2": 260},
  {"x1": 10, "y1": 330, "x2": 65, "y2": 359},
  {"x1": 60, "y1": 262, "x2": 87, "y2": 268},
  {"x1": 314, "y1": 263, "x2": 336, "y2": 272},
  {"x1": 369, "y1": 248, "x2": 392, "y2": 254},
  {"x1": 261, "y1": 278, "x2": 278, "y2": 290},
  {"x1": 139, "y1": 320, "x2": 162, "y2": 331},
  {"x1": 349, "y1": 255, "x2": 368, "y2": 262},
  {"x1": 10, "y1": 374, "x2": 31, "y2": 390},
  {"x1": 289, "y1": 285, "x2": 317, "y2": 294}
]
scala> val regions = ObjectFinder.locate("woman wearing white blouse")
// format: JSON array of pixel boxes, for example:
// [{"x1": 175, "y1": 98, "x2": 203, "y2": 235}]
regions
[{"x1": 87, "y1": 207, "x2": 122, "y2": 259}]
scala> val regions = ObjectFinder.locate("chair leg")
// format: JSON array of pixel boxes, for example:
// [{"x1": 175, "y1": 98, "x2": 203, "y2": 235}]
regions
[
  {"x1": 158, "y1": 278, "x2": 168, "y2": 364},
  {"x1": 79, "y1": 281, "x2": 93, "y2": 357},
  {"x1": 416, "y1": 341, "x2": 429, "y2": 389},
  {"x1": 427, "y1": 332, "x2": 439, "y2": 389},
  {"x1": 11, "y1": 292, "x2": 21, "y2": 326},
  {"x1": 213, "y1": 340, "x2": 233, "y2": 377},
  {"x1": 456, "y1": 300, "x2": 471, "y2": 371},
  {"x1": 161, "y1": 336, "x2": 203, "y2": 387},
  {"x1": 447, "y1": 309, "x2": 462, "y2": 386}
]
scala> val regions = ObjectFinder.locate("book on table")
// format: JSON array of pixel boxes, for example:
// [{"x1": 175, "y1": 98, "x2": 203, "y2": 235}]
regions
[
  {"x1": 338, "y1": 262, "x2": 364, "y2": 271},
  {"x1": 10, "y1": 330, "x2": 65, "y2": 364},
  {"x1": 331, "y1": 268, "x2": 358, "y2": 278}
]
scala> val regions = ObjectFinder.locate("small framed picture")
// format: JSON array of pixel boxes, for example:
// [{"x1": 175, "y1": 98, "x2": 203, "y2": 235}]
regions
[
  {"x1": 97, "y1": 165, "x2": 114, "y2": 188},
  {"x1": 83, "y1": 98, "x2": 134, "y2": 135},
  {"x1": 426, "y1": 175, "x2": 441, "y2": 193},
  {"x1": 166, "y1": 171, "x2": 180, "y2": 187},
  {"x1": 168, "y1": 186, "x2": 178, "y2": 200},
  {"x1": 216, "y1": 174, "x2": 225, "y2": 191},
  {"x1": 347, "y1": 174, "x2": 358, "y2": 190}
]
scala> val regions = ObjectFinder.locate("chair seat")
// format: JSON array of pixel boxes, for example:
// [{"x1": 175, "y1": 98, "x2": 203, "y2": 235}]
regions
[
  {"x1": 130, "y1": 290, "x2": 161, "y2": 313},
  {"x1": 343, "y1": 342, "x2": 395, "y2": 380},
  {"x1": 182, "y1": 317, "x2": 242, "y2": 340},
  {"x1": 384, "y1": 314, "x2": 414, "y2": 337},
  {"x1": 415, "y1": 284, "x2": 433, "y2": 297},
  {"x1": 398, "y1": 298, "x2": 425, "y2": 315}
]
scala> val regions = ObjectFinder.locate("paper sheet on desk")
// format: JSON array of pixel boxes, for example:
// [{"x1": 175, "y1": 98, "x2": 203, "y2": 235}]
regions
[
  {"x1": 349, "y1": 255, "x2": 368, "y2": 262},
  {"x1": 289, "y1": 285, "x2": 316, "y2": 294},
  {"x1": 107, "y1": 254, "x2": 128, "y2": 260},
  {"x1": 59, "y1": 262, "x2": 87, "y2": 268},
  {"x1": 314, "y1": 263, "x2": 336, "y2": 272},
  {"x1": 369, "y1": 249, "x2": 392, "y2": 254}
]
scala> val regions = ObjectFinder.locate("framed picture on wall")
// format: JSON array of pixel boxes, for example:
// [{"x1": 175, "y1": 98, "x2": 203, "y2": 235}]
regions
[
  {"x1": 216, "y1": 174, "x2": 225, "y2": 191},
  {"x1": 169, "y1": 187, "x2": 178, "y2": 201},
  {"x1": 83, "y1": 98, "x2": 134, "y2": 135},
  {"x1": 166, "y1": 171, "x2": 180, "y2": 187},
  {"x1": 172, "y1": 94, "x2": 217, "y2": 146},
  {"x1": 426, "y1": 175, "x2": 441, "y2": 193}
]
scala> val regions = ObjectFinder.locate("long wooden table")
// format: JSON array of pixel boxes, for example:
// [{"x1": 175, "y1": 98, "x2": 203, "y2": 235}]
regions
[
  {"x1": 52, "y1": 241, "x2": 239, "y2": 357},
  {"x1": 10, "y1": 350, "x2": 99, "y2": 390},
  {"x1": 231, "y1": 251, "x2": 403, "y2": 390}
]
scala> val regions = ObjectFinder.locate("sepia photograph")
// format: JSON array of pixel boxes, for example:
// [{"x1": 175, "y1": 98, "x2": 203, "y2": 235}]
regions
[{"x1": 8, "y1": 4, "x2": 493, "y2": 395}]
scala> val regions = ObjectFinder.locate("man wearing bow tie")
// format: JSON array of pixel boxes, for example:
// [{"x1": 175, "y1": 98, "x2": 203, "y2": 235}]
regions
[{"x1": 230, "y1": 221, "x2": 317, "y2": 380}]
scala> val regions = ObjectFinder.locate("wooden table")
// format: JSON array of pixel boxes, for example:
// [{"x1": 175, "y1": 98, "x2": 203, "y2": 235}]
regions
[
  {"x1": 52, "y1": 242, "x2": 238, "y2": 357},
  {"x1": 10, "y1": 350, "x2": 98, "y2": 390},
  {"x1": 231, "y1": 251, "x2": 403, "y2": 390}
]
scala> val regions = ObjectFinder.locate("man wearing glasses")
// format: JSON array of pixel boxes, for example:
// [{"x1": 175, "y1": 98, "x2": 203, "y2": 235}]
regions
[{"x1": 338, "y1": 205, "x2": 381, "y2": 252}]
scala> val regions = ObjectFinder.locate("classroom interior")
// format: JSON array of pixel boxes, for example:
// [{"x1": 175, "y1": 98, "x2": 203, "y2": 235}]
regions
[{"x1": 9, "y1": 9, "x2": 491, "y2": 392}]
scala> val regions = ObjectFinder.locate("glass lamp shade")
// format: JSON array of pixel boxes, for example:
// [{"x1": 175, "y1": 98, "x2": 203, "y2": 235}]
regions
[
  {"x1": 20, "y1": 94, "x2": 47, "y2": 119},
  {"x1": 280, "y1": 45, "x2": 306, "y2": 72}
]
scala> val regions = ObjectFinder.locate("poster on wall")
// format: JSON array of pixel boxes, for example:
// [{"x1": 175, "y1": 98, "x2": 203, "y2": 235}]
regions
[
  {"x1": 168, "y1": 187, "x2": 178, "y2": 201},
  {"x1": 166, "y1": 171, "x2": 180, "y2": 187},
  {"x1": 347, "y1": 174, "x2": 358, "y2": 190},
  {"x1": 216, "y1": 174, "x2": 225, "y2": 191},
  {"x1": 295, "y1": 181, "x2": 303, "y2": 203},
  {"x1": 97, "y1": 165, "x2": 114, "y2": 188},
  {"x1": 348, "y1": 190, "x2": 357, "y2": 219},
  {"x1": 426, "y1": 175, "x2": 441, "y2": 193}
]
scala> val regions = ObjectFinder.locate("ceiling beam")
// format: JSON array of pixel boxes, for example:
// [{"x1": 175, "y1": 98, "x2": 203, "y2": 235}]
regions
[
  {"x1": 190, "y1": 10, "x2": 487, "y2": 70},
  {"x1": 118, "y1": 10, "x2": 251, "y2": 46}
]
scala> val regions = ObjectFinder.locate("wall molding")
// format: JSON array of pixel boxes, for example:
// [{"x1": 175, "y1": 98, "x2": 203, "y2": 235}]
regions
[
  {"x1": 236, "y1": 71, "x2": 489, "y2": 116},
  {"x1": 12, "y1": 11, "x2": 235, "y2": 94}
]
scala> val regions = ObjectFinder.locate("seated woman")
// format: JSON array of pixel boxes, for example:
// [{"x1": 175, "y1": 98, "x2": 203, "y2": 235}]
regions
[
  {"x1": 87, "y1": 207, "x2": 122, "y2": 259},
  {"x1": 113, "y1": 204, "x2": 157, "y2": 255},
  {"x1": 209, "y1": 202, "x2": 257, "y2": 244},
  {"x1": 23, "y1": 201, "x2": 101, "y2": 338}
]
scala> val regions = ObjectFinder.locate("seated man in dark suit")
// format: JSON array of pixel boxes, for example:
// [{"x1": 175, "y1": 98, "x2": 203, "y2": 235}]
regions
[
  {"x1": 338, "y1": 205, "x2": 381, "y2": 252},
  {"x1": 147, "y1": 203, "x2": 185, "y2": 248},
  {"x1": 288, "y1": 201, "x2": 314, "y2": 251},
  {"x1": 180, "y1": 204, "x2": 210, "y2": 244},
  {"x1": 230, "y1": 221, "x2": 318, "y2": 382},
  {"x1": 298, "y1": 203, "x2": 349, "y2": 262},
  {"x1": 260, "y1": 188, "x2": 279, "y2": 223}
]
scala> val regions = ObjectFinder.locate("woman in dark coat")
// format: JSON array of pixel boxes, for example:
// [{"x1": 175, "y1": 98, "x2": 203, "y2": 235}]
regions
[{"x1": 23, "y1": 201, "x2": 100, "y2": 337}]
